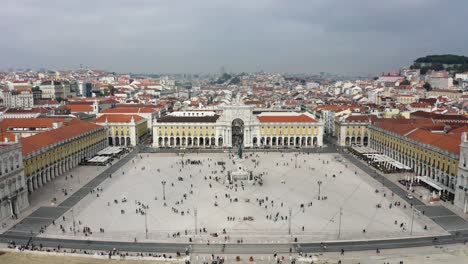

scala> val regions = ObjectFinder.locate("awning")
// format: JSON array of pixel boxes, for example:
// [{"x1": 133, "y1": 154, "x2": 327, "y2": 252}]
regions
[
  {"x1": 88, "y1": 156, "x2": 111, "y2": 163},
  {"x1": 97, "y1": 146, "x2": 124, "y2": 156},
  {"x1": 364, "y1": 153, "x2": 412, "y2": 170},
  {"x1": 352, "y1": 146, "x2": 381, "y2": 154},
  {"x1": 416, "y1": 176, "x2": 444, "y2": 191}
]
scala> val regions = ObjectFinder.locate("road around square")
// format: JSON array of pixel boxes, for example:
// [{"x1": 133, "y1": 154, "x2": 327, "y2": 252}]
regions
[{"x1": 2, "y1": 148, "x2": 468, "y2": 255}]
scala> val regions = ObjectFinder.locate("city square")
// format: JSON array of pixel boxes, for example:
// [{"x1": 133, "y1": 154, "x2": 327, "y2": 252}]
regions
[{"x1": 39, "y1": 151, "x2": 447, "y2": 243}]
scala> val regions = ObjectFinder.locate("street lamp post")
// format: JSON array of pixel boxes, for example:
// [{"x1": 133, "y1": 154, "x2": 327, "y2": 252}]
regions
[
  {"x1": 338, "y1": 206, "x2": 342, "y2": 239},
  {"x1": 181, "y1": 153, "x2": 185, "y2": 168},
  {"x1": 317, "y1": 180, "x2": 323, "y2": 200},
  {"x1": 145, "y1": 207, "x2": 148, "y2": 239},
  {"x1": 52, "y1": 178, "x2": 57, "y2": 202},
  {"x1": 194, "y1": 207, "x2": 198, "y2": 235},
  {"x1": 410, "y1": 207, "x2": 415, "y2": 236},
  {"x1": 161, "y1": 181, "x2": 166, "y2": 200},
  {"x1": 295, "y1": 153, "x2": 298, "y2": 168},
  {"x1": 288, "y1": 208, "x2": 292, "y2": 235}
]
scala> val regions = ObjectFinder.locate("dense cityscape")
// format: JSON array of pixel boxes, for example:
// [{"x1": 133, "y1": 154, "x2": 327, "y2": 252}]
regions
[
  {"x1": 0, "y1": 55, "x2": 468, "y2": 263},
  {"x1": 2, "y1": 0, "x2": 468, "y2": 263}
]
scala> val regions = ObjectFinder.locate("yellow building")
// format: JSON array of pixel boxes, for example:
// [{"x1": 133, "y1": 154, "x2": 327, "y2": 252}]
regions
[
  {"x1": 21, "y1": 119, "x2": 108, "y2": 194},
  {"x1": 368, "y1": 120, "x2": 462, "y2": 201},
  {"x1": 154, "y1": 113, "x2": 220, "y2": 147},
  {"x1": 95, "y1": 114, "x2": 148, "y2": 146},
  {"x1": 335, "y1": 115, "x2": 378, "y2": 146},
  {"x1": 382, "y1": 109, "x2": 401, "y2": 118},
  {"x1": 153, "y1": 106, "x2": 323, "y2": 148},
  {"x1": 396, "y1": 95, "x2": 417, "y2": 104}
]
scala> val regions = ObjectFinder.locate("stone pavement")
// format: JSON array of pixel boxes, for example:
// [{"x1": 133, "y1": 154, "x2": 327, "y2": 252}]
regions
[
  {"x1": 0, "y1": 165, "x2": 109, "y2": 233},
  {"x1": 2, "y1": 149, "x2": 138, "y2": 237},
  {"x1": 339, "y1": 148, "x2": 468, "y2": 233},
  {"x1": 39, "y1": 151, "x2": 443, "y2": 243}
]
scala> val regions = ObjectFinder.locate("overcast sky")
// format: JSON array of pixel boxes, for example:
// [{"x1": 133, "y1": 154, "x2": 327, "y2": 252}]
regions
[{"x1": 1, "y1": 0, "x2": 467, "y2": 75}]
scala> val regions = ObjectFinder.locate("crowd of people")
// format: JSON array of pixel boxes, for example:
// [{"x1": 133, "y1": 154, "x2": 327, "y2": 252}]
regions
[
  {"x1": 5, "y1": 240, "x2": 185, "y2": 261},
  {"x1": 43, "y1": 150, "x2": 425, "y2": 244}
]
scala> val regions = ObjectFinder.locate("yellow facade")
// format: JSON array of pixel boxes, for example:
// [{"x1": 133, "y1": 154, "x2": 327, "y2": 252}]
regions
[
  {"x1": 335, "y1": 122, "x2": 370, "y2": 146},
  {"x1": 23, "y1": 129, "x2": 107, "y2": 177},
  {"x1": 100, "y1": 119, "x2": 148, "y2": 147},
  {"x1": 260, "y1": 125, "x2": 317, "y2": 136},
  {"x1": 158, "y1": 124, "x2": 216, "y2": 137},
  {"x1": 369, "y1": 129, "x2": 458, "y2": 176}
]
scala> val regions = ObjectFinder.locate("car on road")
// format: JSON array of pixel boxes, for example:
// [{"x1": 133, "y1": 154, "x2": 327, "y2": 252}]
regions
[{"x1": 406, "y1": 193, "x2": 414, "y2": 200}]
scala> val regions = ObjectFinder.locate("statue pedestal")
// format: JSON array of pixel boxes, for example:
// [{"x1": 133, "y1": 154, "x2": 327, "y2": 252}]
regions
[{"x1": 227, "y1": 158, "x2": 253, "y2": 183}]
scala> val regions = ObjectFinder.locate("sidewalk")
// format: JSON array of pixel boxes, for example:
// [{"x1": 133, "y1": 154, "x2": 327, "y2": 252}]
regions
[
  {"x1": 342, "y1": 149, "x2": 468, "y2": 232},
  {"x1": 190, "y1": 244, "x2": 468, "y2": 264},
  {"x1": 0, "y1": 151, "x2": 135, "y2": 236}
]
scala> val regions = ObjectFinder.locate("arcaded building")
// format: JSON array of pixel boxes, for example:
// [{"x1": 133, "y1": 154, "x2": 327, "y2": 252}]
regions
[
  {"x1": 0, "y1": 142, "x2": 29, "y2": 221},
  {"x1": 152, "y1": 103, "x2": 323, "y2": 148},
  {"x1": 21, "y1": 119, "x2": 108, "y2": 194}
]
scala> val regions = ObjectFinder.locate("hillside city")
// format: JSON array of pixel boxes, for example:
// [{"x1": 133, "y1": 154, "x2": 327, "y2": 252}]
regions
[{"x1": 1, "y1": 55, "x2": 468, "y2": 263}]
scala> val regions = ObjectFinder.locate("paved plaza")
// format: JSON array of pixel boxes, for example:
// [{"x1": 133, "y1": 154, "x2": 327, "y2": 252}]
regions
[
  {"x1": 39, "y1": 151, "x2": 447, "y2": 243},
  {"x1": 0, "y1": 161, "x2": 110, "y2": 234}
]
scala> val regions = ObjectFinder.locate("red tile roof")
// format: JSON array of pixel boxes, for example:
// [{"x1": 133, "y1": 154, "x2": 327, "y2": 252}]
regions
[
  {"x1": 0, "y1": 118, "x2": 67, "y2": 130},
  {"x1": 411, "y1": 111, "x2": 468, "y2": 121},
  {"x1": 345, "y1": 115, "x2": 379, "y2": 123},
  {"x1": 95, "y1": 114, "x2": 145, "y2": 123},
  {"x1": 375, "y1": 119, "x2": 440, "y2": 135},
  {"x1": 101, "y1": 107, "x2": 159, "y2": 114},
  {"x1": 5, "y1": 108, "x2": 48, "y2": 114},
  {"x1": 21, "y1": 119, "x2": 103, "y2": 156},
  {"x1": 429, "y1": 89, "x2": 460, "y2": 94},
  {"x1": 0, "y1": 132, "x2": 16, "y2": 142},
  {"x1": 410, "y1": 102, "x2": 432, "y2": 108},
  {"x1": 375, "y1": 119, "x2": 466, "y2": 154},
  {"x1": 406, "y1": 128, "x2": 462, "y2": 154},
  {"x1": 257, "y1": 114, "x2": 317, "y2": 123},
  {"x1": 67, "y1": 104, "x2": 93, "y2": 112}
]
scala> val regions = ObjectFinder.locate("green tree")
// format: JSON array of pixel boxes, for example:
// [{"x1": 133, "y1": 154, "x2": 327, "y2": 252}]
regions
[
  {"x1": 230, "y1": 77, "x2": 241, "y2": 85},
  {"x1": 432, "y1": 63, "x2": 444, "y2": 71},
  {"x1": 55, "y1": 96, "x2": 67, "y2": 103},
  {"x1": 400, "y1": 80, "x2": 410, "y2": 85},
  {"x1": 423, "y1": 83, "x2": 432, "y2": 91},
  {"x1": 415, "y1": 54, "x2": 468, "y2": 64},
  {"x1": 420, "y1": 67, "x2": 430, "y2": 75}
]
